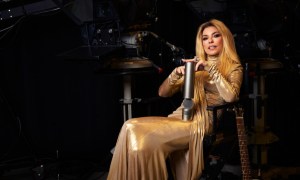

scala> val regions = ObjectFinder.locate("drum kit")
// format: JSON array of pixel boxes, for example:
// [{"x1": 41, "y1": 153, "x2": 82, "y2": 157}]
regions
[
  {"x1": 110, "y1": 30, "x2": 155, "y2": 122},
  {"x1": 112, "y1": 27, "x2": 190, "y2": 121},
  {"x1": 109, "y1": 31, "x2": 153, "y2": 70}
]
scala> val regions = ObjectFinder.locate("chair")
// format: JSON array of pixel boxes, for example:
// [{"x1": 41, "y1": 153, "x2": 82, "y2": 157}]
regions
[
  {"x1": 166, "y1": 101, "x2": 251, "y2": 180},
  {"x1": 199, "y1": 60, "x2": 253, "y2": 180},
  {"x1": 178, "y1": 61, "x2": 252, "y2": 179},
  {"x1": 200, "y1": 101, "x2": 252, "y2": 180}
]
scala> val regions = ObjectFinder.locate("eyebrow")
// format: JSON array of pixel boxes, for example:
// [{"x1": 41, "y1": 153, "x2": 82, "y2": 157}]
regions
[{"x1": 202, "y1": 32, "x2": 219, "y2": 37}]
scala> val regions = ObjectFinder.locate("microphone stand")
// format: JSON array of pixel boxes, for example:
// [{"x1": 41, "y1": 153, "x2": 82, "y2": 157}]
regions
[
  {"x1": 182, "y1": 61, "x2": 195, "y2": 121},
  {"x1": 146, "y1": 31, "x2": 185, "y2": 65}
]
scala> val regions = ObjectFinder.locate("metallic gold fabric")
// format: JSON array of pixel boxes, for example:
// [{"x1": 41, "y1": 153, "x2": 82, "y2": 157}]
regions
[{"x1": 107, "y1": 62, "x2": 243, "y2": 180}]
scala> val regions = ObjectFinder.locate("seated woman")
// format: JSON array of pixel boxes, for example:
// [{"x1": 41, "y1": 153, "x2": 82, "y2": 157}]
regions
[{"x1": 107, "y1": 19, "x2": 243, "y2": 180}]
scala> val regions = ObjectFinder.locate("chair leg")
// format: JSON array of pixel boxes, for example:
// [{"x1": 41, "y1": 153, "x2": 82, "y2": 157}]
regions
[{"x1": 199, "y1": 155, "x2": 224, "y2": 180}]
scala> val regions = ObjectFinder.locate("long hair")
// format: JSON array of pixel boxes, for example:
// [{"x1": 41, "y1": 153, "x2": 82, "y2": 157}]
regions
[{"x1": 195, "y1": 19, "x2": 240, "y2": 76}]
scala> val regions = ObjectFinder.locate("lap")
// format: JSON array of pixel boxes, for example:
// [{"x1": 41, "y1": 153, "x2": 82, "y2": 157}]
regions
[{"x1": 124, "y1": 116, "x2": 192, "y2": 153}]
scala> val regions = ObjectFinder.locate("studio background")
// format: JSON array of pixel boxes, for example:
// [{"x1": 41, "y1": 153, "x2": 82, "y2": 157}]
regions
[{"x1": 0, "y1": 0, "x2": 300, "y2": 175}]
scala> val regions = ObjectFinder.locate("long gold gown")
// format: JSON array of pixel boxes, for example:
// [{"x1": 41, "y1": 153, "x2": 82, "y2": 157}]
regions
[{"x1": 107, "y1": 61, "x2": 243, "y2": 180}]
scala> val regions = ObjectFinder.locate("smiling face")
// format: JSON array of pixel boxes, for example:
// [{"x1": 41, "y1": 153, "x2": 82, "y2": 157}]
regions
[{"x1": 202, "y1": 26, "x2": 223, "y2": 56}]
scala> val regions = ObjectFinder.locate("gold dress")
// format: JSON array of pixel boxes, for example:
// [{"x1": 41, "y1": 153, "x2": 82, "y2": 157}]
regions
[{"x1": 107, "y1": 61, "x2": 243, "y2": 180}]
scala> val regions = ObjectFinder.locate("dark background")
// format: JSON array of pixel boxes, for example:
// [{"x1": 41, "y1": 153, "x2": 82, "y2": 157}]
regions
[{"x1": 0, "y1": 0, "x2": 300, "y2": 174}]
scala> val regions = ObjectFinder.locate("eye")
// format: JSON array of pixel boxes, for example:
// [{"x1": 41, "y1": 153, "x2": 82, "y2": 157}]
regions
[
  {"x1": 202, "y1": 37, "x2": 208, "y2": 41},
  {"x1": 213, "y1": 33, "x2": 221, "y2": 38}
]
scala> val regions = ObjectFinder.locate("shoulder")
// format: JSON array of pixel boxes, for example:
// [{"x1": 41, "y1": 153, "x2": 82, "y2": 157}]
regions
[
  {"x1": 225, "y1": 62, "x2": 243, "y2": 78},
  {"x1": 230, "y1": 63, "x2": 243, "y2": 73}
]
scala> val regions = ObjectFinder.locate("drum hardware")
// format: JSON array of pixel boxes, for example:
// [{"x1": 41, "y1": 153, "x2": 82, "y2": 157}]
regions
[
  {"x1": 115, "y1": 57, "x2": 154, "y2": 122},
  {"x1": 244, "y1": 58, "x2": 283, "y2": 172},
  {"x1": 120, "y1": 31, "x2": 148, "y2": 57}
]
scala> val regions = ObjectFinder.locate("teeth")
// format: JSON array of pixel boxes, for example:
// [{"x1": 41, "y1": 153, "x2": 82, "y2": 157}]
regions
[{"x1": 209, "y1": 46, "x2": 216, "y2": 49}]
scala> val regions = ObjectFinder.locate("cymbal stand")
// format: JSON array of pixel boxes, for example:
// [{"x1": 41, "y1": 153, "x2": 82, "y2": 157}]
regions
[
  {"x1": 121, "y1": 75, "x2": 133, "y2": 121},
  {"x1": 120, "y1": 74, "x2": 142, "y2": 122},
  {"x1": 111, "y1": 74, "x2": 138, "y2": 154},
  {"x1": 247, "y1": 64, "x2": 279, "y2": 174}
]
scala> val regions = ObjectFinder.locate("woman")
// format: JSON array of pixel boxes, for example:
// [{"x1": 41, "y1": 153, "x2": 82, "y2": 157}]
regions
[{"x1": 107, "y1": 19, "x2": 243, "y2": 180}]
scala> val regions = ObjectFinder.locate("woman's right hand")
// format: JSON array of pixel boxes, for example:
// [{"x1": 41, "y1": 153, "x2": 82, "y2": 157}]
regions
[
  {"x1": 175, "y1": 56, "x2": 197, "y2": 75},
  {"x1": 174, "y1": 66, "x2": 185, "y2": 75},
  {"x1": 178, "y1": 56, "x2": 207, "y2": 74}
]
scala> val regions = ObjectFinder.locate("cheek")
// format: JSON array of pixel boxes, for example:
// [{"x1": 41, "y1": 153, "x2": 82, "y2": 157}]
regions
[
  {"x1": 216, "y1": 38, "x2": 223, "y2": 46},
  {"x1": 202, "y1": 41, "x2": 209, "y2": 49},
  {"x1": 216, "y1": 39, "x2": 223, "y2": 50}
]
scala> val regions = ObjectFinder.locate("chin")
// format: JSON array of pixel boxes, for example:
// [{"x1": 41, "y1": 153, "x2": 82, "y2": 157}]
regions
[{"x1": 207, "y1": 52, "x2": 220, "y2": 56}]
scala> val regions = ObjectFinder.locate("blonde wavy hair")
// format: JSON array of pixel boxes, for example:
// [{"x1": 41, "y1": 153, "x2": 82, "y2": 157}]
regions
[{"x1": 195, "y1": 19, "x2": 240, "y2": 76}]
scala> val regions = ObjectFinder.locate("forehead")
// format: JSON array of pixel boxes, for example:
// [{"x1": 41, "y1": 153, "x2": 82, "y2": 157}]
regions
[{"x1": 202, "y1": 26, "x2": 219, "y2": 35}]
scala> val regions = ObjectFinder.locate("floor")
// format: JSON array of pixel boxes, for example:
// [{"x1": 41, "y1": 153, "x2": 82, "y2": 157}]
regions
[
  {"x1": 0, "y1": 156, "x2": 110, "y2": 180},
  {"x1": 1, "y1": 125, "x2": 299, "y2": 180},
  {"x1": 1, "y1": 151, "x2": 300, "y2": 180}
]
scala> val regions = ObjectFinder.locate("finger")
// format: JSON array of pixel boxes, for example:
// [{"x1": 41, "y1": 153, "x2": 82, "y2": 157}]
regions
[
  {"x1": 195, "y1": 63, "x2": 200, "y2": 71},
  {"x1": 182, "y1": 58, "x2": 195, "y2": 62},
  {"x1": 179, "y1": 67, "x2": 184, "y2": 74},
  {"x1": 180, "y1": 66, "x2": 185, "y2": 75}
]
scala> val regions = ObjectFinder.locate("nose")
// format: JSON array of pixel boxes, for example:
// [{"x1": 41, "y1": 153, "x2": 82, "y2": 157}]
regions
[{"x1": 208, "y1": 37, "x2": 214, "y2": 43}]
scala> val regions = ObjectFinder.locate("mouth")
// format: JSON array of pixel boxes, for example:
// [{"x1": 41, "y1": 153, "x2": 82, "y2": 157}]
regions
[{"x1": 208, "y1": 45, "x2": 217, "y2": 50}]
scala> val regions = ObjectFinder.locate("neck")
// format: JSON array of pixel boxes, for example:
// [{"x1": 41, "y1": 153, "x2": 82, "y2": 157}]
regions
[{"x1": 207, "y1": 55, "x2": 219, "y2": 61}]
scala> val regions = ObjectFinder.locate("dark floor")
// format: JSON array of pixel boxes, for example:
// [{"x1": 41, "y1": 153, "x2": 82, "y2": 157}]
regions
[
  {"x1": 0, "y1": 155, "x2": 110, "y2": 180},
  {"x1": 1, "y1": 150, "x2": 300, "y2": 180}
]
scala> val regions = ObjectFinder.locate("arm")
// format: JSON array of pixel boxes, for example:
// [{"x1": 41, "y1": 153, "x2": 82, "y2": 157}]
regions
[
  {"x1": 158, "y1": 67, "x2": 184, "y2": 97},
  {"x1": 158, "y1": 60, "x2": 243, "y2": 102},
  {"x1": 159, "y1": 57, "x2": 198, "y2": 97},
  {"x1": 207, "y1": 63, "x2": 243, "y2": 102}
]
